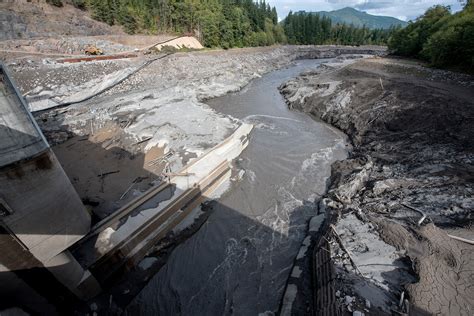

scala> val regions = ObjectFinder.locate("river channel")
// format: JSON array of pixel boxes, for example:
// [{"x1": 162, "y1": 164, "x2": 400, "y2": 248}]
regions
[{"x1": 128, "y1": 59, "x2": 348, "y2": 315}]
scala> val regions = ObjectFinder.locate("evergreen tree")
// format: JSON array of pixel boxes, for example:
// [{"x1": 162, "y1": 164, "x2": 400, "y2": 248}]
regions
[
  {"x1": 73, "y1": 0, "x2": 283, "y2": 47},
  {"x1": 282, "y1": 11, "x2": 394, "y2": 46}
]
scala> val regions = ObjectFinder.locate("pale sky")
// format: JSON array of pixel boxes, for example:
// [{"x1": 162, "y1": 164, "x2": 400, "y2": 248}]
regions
[{"x1": 269, "y1": 0, "x2": 464, "y2": 22}]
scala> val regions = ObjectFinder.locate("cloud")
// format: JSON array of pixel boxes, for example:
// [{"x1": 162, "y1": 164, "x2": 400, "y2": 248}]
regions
[
  {"x1": 268, "y1": 0, "x2": 463, "y2": 22},
  {"x1": 354, "y1": 1, "x2": 394, "y2": 11}
]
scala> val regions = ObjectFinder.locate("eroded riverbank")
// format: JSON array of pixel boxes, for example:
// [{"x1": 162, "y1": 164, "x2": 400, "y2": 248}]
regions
[{"x1": 280, "y1": 57, "x2": 474, "y2": 315}]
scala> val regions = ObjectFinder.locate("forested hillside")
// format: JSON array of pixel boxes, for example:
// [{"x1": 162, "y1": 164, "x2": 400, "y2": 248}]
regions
[
  {"x1": 388, "y1": 1, "x2": 474, "y2": 71},
  {"x1": 61, "y1": 0, "x2": 285, "y2": 48},
  {"x1": 43, "y1": 0, "x2": 402, "y2": 48},
  {"x1": 314, "y1": 7, "x2": 407, "y2": 30},
  {"x1": 282, "y1": 11, "x2": 397, "y2": 45}
]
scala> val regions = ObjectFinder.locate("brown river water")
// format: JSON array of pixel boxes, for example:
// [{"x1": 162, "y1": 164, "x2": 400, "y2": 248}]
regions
[{"x1": 127, "y1": 59, "x2": 348, "y2": 315}]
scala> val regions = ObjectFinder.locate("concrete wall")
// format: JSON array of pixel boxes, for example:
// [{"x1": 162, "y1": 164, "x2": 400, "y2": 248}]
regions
[
  {"x1": 0, "y1": 64, "x2": 91, "y2": 260},
  {"x1": 0, "y1": 150, "x2": 91, "y2": 261},
  {"x1": 0, "y1": 64, "x2": 96, "y2": 305},
  {"x1": 0, "y1": 66, "x2": 47, "y2": 167}
]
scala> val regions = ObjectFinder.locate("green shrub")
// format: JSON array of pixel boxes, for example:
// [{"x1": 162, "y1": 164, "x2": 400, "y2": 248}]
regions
[
  {"x1": 389, "y1": 2, "x2": 474, "y2": 71},
  {"x1": 160, "y1": 45, "x2": 178, "y2": 54},
  {"x1": 72, "y1": 0, "x2": 86, "y2": 10},
  {"x1": 46, "y1": 0, "x2": 63, "y2": 7},
  {"x1": 388, "y1": 5, "x2": 451, "y2": 58}
]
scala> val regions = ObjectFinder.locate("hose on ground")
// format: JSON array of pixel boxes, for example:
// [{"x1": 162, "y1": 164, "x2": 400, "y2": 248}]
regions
[{"x1": 34, "y1": 52, "x2": 173, "y2": 114}]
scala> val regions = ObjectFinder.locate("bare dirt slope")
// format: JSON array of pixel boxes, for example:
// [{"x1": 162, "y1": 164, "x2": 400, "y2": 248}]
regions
[
  {"x1": 0, "y1": 1, "x2": 178, "y2": 56},
  {"x1": 0, "y1": 0, "x2": 122, "y2": 40},
  {"x1": 280, "y1": 57, "x2": 474, "y2": 315}
]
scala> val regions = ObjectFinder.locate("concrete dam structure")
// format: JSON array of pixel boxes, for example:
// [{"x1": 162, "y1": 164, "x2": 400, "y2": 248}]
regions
[{"x1": 0, "y1": 64, "x2": 100, "y2": 308}]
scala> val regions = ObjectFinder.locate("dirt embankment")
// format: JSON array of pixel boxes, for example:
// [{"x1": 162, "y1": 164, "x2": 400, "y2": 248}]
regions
[
  {"x1": 0, "y1": 1, "x2": 176, "y2": 57},
  {"x1": 280, "y1": 57, "x2": 474, "y2": 315},
  {"x1": 0, "y1": 0, "x2": 122, "y2": 40}
]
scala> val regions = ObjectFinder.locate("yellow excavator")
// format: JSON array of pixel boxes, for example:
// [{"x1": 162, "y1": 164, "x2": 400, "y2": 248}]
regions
[{"x1": 84, "y1": 45, "x2": 104, "y2": 55}]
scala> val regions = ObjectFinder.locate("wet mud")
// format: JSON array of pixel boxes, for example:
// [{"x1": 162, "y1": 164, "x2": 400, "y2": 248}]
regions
[{"x1": 280, "y1": 56, "x2": 474, "y2": 315}]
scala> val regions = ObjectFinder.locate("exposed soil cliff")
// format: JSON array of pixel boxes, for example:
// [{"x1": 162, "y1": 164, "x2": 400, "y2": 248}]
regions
[
  {"x1": 0, "y1": 0, "x2": 122, "y2": 40},
  {"x1": 279, "y1": 57, "x2": 474, "y2": 315}
]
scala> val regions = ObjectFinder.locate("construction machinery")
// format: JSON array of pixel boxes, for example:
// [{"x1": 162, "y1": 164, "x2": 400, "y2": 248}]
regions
[{"x1": 84, "y1": 45, "x2": 103, "y2": 55}]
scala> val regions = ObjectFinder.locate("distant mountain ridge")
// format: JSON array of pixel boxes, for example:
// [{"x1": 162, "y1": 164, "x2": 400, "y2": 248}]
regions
[{"x1": 313, "y1": 7, "x2": 407, "y2": 29}]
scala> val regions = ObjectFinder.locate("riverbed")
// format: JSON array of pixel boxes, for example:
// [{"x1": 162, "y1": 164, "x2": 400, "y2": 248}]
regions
[{"x1": 126, "y1": 59, "x2": 348, "y2": 314}]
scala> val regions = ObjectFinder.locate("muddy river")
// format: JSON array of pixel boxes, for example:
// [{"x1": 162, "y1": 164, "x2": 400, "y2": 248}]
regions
[{"x1": 127, "y1": 59, "x2": 348, "y2": 314}]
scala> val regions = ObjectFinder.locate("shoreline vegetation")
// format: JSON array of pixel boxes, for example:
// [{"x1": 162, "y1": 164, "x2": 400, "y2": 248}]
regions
[{"x1": 45, "y1": 0, "x2": 397, "y2": 48}]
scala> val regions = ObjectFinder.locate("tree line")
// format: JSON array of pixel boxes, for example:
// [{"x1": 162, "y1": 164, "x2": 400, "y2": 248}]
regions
[
  {"x1": 45, "y1": 0, "x2": 474, "y2": 72},
  {"x1": 388, "y1": 1, "x2": 474, "y2": 71},
  {"x1": 50, "y1": 0, "x2": 399, "y2": 48},
  {"x1": 66, "y1": 0, "x2": 285, "y2": 48},
  {"x1": 282, "y1": 11, "x2": 398, "y2": 46}
]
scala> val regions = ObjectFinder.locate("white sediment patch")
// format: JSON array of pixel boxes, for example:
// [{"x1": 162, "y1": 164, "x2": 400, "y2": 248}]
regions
[
  {"x1": 320, "y1": 81, "x2": 342, "y2": 97},
  {"x1": 27, "y1": 66, "x2": 139, "y2": 112},
  {"x1": 123, "y1": 94, "x2": 236, "y2": 155},
  {"x1": 322, "y1": 89, "x2": 352, "y2": 118},
  {"x1": 57, "y1": 87, "x2": 237, "y2": 170},
  {"x1": 287, "y1": 86, "x2": 318, "y2": 104},
  {"x1": 334, "y1": 213, "x2": 405, "y2": 288}
]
